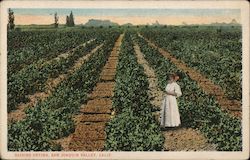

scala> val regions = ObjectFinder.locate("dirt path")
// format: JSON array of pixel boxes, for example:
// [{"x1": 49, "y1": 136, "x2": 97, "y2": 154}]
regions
[
  {"x1": 8, "y1": 43, "x2": 103, "y2": 123},
  {"x1": 44, "y1": 39, "x2": 95, "y2": 65},
  {"x1": 133, "y1": 43, "x2": 163, "y2": 114},
  {"x1": 133, "y1": 42, "x2": 217, "y2": 151},
  {"x1": 139, "y1": 34, "x2": 241, "y2": 119},
  {"x1": 55, "y1": 34, "x2": 124, "y2": 151}
]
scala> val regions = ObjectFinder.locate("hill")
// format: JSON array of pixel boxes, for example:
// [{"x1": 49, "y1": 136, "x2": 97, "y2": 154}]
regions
[{"x1": 84, "y1": 19, "x2": 119, "y2": 27}]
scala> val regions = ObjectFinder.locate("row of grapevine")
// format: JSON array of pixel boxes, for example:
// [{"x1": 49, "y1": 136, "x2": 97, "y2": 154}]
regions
[
  {"x1": 8, "y1": 39, "x2": 102, "y2": 112},
  {"x1": 8, "y1": 29, "x2": 119, "y2": 75},
  {"x1": 8, "y1": 30, "x2": 96, "y2": 75},
  {"x1": 105, "y1": 32, "x2": 164, "y2": 151},
  {"x1": 140, "y1": 27, "x2": 242, "y2": 100},
  {"x1": 134, "y1": 34, "x2": 242, "y2": 151},
  {"x1": 8, "y1": 33, "x2": 120, "y2": 151}
]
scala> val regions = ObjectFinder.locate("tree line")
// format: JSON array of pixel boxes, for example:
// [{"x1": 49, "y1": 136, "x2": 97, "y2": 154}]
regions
[
  {"x1": 53, "y1": 11, "x2": 75, "y2": 28},
  {"x1": 8, "y1": 9, "x2": 75, "y2": 30},
  {"x1": 53, "y1": 11, "x2": 76, "y2": 27}
]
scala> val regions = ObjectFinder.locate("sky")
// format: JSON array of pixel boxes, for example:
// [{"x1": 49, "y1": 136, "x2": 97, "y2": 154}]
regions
[{"x1": 12, "y1": 8, "x2": 241, "y2": 25}]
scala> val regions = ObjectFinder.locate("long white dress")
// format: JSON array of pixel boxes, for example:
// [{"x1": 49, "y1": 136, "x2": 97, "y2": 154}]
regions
[{"x1": 160, "y1": 82, "x2": 182, "y2": 127}]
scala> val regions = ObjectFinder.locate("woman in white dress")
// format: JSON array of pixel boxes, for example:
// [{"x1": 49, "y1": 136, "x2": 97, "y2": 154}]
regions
[{"x1": 160, "y1": 73, "x2": 182, "y2": 129}]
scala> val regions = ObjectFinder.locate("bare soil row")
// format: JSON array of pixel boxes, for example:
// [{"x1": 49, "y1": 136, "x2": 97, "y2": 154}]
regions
[{"x1": 56, "y1": 34, "x2": 124, "y2": 151}]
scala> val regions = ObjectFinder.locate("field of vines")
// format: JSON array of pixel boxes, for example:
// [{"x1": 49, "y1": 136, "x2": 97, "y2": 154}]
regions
[
  {"x1": 7, "y1": 26, "x2": 242, "y2": 152},
  {"x1": 140, "y1": 26, "x2": 242, "y2": 101}
]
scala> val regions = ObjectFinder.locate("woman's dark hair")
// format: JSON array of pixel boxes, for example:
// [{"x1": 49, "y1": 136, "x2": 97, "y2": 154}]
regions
[
  {"x1": 167, "y1": 72, "x2": 183, "y2": 80},
  {"x1": 167, "y1": 73, "x2": 175, "y2": 80},
  {"x1": 175, "y1": 71, "x2": 183, "y2": 79}
]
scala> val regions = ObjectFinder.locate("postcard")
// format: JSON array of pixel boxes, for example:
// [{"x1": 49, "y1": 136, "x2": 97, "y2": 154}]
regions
[{"x1": 0, "y1": 0, "x2": 249, "y2": 159}]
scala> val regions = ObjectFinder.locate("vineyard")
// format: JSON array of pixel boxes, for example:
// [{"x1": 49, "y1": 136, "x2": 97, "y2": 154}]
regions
[{"x1": 7, "y1": 26, "x2": 242, "y2": 151}]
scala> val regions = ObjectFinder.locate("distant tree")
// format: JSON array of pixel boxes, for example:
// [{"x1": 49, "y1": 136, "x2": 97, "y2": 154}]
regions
[
  {"x1": 145, "y1": 25, "x2": 148, "y2": 28},
  {"x1": 66, "y1": 16, "x2": 69, "y2": 26},
  {"x1": 66, "y1": 11, "x2": 75, "y2": 27},
  {"x1": 163, "y1": 25, "x2": 167, "y2": 28},
  {"x1": 109, "y1": 25, "x2": 112, "y2": 28},
  {"x1": 69, "y1": 11, "x2": 75, "y2": 26},
  {"x1": 100, "y1": 25, "x2": 103, "y2": 28},
  {"x1": 8, "y1": 9, "x2": 15, "y2": 30},
  {"x1": 54, "y1": 12, "x2": 59, "y2": 28}
]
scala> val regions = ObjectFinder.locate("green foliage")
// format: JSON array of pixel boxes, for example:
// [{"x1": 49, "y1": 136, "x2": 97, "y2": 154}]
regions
[
  {"x1": 8, "y1": 120, "x2": 61, "y2": 151},
  {"x1": 7, "y1": 29, "x2": 120, "y2": 112},
  {"x1": 141, "y1": 27, "x2": 242, "y2": 100},
  {"x1": 135, "y1": 34, "x2": 242, "y2": 151},
  {"x1": 7, "y1": 40, "x2": 99, "y2": 112},
  {"x1": 8, "y1": 33, "x2": 120, "y2": 151},
  {"x1": 7, "y1": 27, "x2": 242, "y2": 152},
  {"x1": 7, "y1": 29, "x2": 114, "y2": 75},
  {"x1": 105, "y1": 32, "x2": 164, "y2": 151},
  {"x1": 105, "y1": 108, "x2": 163, "y2": 151}
]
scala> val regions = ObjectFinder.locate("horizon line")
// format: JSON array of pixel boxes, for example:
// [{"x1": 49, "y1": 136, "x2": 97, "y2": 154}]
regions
[{"x1": 13, "y1": 16, "x2": 241, "y2": 26}]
